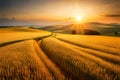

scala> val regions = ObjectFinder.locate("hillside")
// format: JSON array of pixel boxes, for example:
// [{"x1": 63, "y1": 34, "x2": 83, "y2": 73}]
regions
[
  {"x1": 38, "y1": 23, "x2": 120, "y2": 35},
  {"x1": 0, "y1": 27, "x2": 120, "y2": 80},
  {"x1": 0, "y1": 27, "x2": 51, "y2": 46},
  {"x1": 41, "y1": 37, "x2": 120, "y2": 80}
]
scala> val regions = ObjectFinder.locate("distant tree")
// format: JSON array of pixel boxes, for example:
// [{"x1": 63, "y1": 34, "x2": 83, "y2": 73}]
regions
[
  {"x1": 114, "y1": 32, "x2": 118, "y2": 35},
  {"x1": 72, "y1": 30, "x2": 76, "y2": 34},
  {"x1": 84, "y1": 29, "x2": 101, "y2": 35}
]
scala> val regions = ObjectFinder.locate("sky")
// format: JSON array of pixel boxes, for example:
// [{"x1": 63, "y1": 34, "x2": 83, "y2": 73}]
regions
[{"x1": 0, "y1": 0, "x2": 120, "y2": 26}]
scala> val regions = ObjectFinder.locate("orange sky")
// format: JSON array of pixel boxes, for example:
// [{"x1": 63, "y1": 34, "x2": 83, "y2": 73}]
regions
[{"x1": 0, "y1": 0, "x2": 120, "y2": 26}]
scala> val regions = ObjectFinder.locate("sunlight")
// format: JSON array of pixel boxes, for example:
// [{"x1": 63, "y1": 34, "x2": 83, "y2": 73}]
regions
[{"x1": 76, "y1": 16, "x2": 83, "y2": 22}]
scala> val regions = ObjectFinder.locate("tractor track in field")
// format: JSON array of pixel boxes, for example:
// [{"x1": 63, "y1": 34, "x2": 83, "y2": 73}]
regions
[
  {"x1": 1, "y1": 32, "x2": 120, "y2": 80},
  {"x1": 40, "y1": 37, "x2": 120, "y2": 80},
  {"x1": 0, "y1": 32, "x2": 54, "y2": 47},
  {"x1": 40, "y1": 38, "x2": 89, "y2": 80},
  {"x1": 0, "y1": 32, "x2": 57, "y2": 47}
]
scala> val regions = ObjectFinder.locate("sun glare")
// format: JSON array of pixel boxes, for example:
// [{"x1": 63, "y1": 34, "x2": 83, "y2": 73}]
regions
[{"x1": 76, "y1": 16, "x2": 83, "y2": 22}]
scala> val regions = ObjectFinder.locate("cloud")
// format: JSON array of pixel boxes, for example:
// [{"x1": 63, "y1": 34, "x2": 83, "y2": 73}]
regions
[
  {"x1": 103, "y1": 14, "x2": 120, "y2": 17},
  {"x1": 0, "y1": 17, "x2": 17, "y2": 26},
  {"x1": 0, "y1": 17, "x2": 16, "y2": 21}
]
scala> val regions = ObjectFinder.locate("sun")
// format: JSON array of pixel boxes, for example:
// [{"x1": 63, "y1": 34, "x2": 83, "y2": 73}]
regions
[{"x1": 76, "y1": 16, "x2": 83, "y2": 21}]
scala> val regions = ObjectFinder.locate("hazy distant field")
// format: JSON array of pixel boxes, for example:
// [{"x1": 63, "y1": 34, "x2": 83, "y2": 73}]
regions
[
  {"x1": 0, "y1": 27, "x2": 120, "y2": 80},
  {"x1": 38, "y1": 23, "x2": 120, "y2": 36}
]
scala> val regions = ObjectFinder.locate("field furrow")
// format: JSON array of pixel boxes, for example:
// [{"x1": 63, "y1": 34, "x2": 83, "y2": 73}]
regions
[
  {"x1": 0, "y1": 27, "x2": 52, "y2": 45},
  {"x1": 1, "y1": 28, "x2": 120, "y2": 80},
  {"x1": 55, "y1": 34, "x2": 120, "y2": 49},
  {"x1": 70, "y1": 44, "x2": 120, "y2": 65},
  {"x1": 41, "y1": 37, "x2": 120, "y2": 80},
  {"x1": 56, "y1": 34, "x2": 120, "y2": 56},
  {"x1": 34, "y1": 40, "x2": 68, "y2": 80},
  {"x1": 0, "y1": 40, "x2": 53, "y2": 80}
]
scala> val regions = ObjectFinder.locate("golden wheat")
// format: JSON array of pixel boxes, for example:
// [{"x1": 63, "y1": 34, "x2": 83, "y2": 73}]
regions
[
  {"x1": 56, "y1": 34, "x2": 120, "y2": 48},
  {"x1": 56, "y1": 34, "x2": 120, "y2": 56},
  {"x1": 41, "y1": 37, "x2": 120, "y2": 80},
  {"x1": 35, "y1": 40, "x2": 67, "y2": 80},
  {"x1": 0, "y1": 40, "x2": 53, "y2": 80},
  {"x1": 69, "y1": 44, "x2": 120, "y2": 65},
  {"x1": 0, "y1": 27, "x2": 51, "y2": 44}
]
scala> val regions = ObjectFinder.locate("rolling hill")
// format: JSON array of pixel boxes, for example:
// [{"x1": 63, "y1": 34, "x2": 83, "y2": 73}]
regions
[
  {"x1": 0, "y1": 27, "x2": 52, "y2": 46},
  {"x1": 38, "y1": 22, "x2": 120, "y2": 35},
  {"x1": 0, "y1": 27, "x2": 120, "y2": 80}
]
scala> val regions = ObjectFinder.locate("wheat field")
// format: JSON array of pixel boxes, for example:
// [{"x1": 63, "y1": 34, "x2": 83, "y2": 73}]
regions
[
  {"x1": 56, "y1": 34, "x2": 120, "y2": 56},
  {"x1": 41, "y1": 37, "x2": 120, "y2": 80},
  {"x1": 0, "y1": 28, "x2": 120, "y2": 80},
  {"x1": 0, "y1": 27, "x2": 51, "y2": 45},
  {"x1": 0, "y1": 40, "x2": 54, "y2": 80}
]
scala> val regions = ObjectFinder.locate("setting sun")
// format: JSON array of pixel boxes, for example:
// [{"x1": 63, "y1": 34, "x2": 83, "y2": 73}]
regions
[{"x1": 76, "y1": 16, "x2": 83, "y2": 22}]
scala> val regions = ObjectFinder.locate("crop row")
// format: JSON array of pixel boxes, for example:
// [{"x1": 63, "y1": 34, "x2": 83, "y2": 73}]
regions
[{"x1": 41, "y1": 38, "x2": 120, "y2": 80}]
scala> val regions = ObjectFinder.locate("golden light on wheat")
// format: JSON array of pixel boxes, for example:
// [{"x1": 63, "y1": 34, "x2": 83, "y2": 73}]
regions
[{"x1": 0, "y1": 27, "x2": 120, "y2": 80}]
